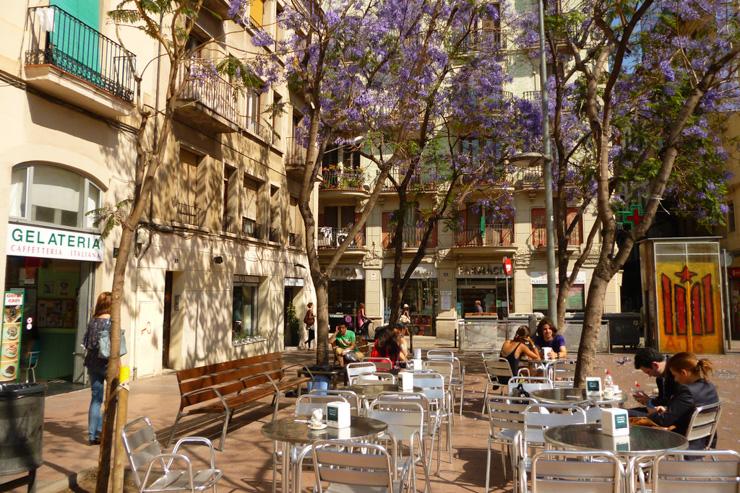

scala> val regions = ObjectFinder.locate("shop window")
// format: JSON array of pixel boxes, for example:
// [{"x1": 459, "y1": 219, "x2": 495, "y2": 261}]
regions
[
  {"x1": 232, "y1": 280, "x2": 259, "y2": 342},
  {"x1": 10, "y1": 164, "x2": 101, "y2": 230},
  {"x1": 532, "y1": 284, "x2": 584, "y2": 311}
]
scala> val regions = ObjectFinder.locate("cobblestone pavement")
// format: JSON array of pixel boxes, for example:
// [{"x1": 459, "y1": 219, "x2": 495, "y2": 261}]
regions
[{"x1": 3, "y1": 338, "x2": 738, "y2": 492}]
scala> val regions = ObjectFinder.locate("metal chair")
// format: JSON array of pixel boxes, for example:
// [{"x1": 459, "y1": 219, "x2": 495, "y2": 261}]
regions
[
  {"x1": 121, "y1": 416, "x2": 222, "y2": 493},
  {"x1": 368, "y1": 399, "x2": 431, "y2": 492},
  {"x1": 531, "y1": 450, "x2": 624, "y2": 493},
  {"x1": 424, "y1": 358, "x2": 466, "y2": 416},
  {"x1": 482, "y1": 356, "x2": 515, "y2": 412},
  {"x1": 365, "y1": 357, "x2": 394, "y2": 372},
  {"x1": 294, "y1": 394, "x2": 348, "y2": 417},
  {"x1": 686, "y1": 401, "x2": 722, "y2": 450},
  {"x1": 303, "y1": 440, "x2": 410, "y2": 493},
  {"x1": 507, "y1": 376, "x2": 553, "y2": 396},
  {"x1": 652, "y1": 449, "x2": 739, "y2": 493},
  {"x1": 485, "y1": 395, "x2": 538, "y2": 493},
  {"x1": 547, "y1": 359, "x2": 576, "y2": 388},
  {"x1": 414, "y1": 372, "x2": 452, "y2": 472},
  {"x1": 346, "y1": 361, "x2": 377, "y2": 385}
]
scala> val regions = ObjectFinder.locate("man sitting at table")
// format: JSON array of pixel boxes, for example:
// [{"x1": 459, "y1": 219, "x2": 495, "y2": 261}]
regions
[
  {"x1": 629, "y1": 347, "x2": 678, "y2": 417},
  {"x1": 329, "y1": 322, "x2": 363, "y2": 367}
]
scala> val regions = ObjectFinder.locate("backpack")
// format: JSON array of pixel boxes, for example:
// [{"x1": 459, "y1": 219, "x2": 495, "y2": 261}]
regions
[{"x1": 98, "y1": 321, "x2": 128, "y2": 359}]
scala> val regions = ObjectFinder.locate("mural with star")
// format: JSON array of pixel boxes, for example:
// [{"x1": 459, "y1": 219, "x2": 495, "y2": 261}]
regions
[{"x1": 656, "y1": 260, "x2": 723, "y2": 354}]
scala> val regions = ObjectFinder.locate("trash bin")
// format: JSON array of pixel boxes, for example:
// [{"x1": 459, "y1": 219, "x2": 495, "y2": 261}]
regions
[
  {"x1": 0, "y1": 383, "x2": 45, "y2": 483},
  {"x1": 603, "y1": 313, "x2": 642, "y2": 349}
]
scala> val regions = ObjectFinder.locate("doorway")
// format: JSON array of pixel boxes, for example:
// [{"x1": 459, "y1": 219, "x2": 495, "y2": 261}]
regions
[
  {"x1": 284, "y1": 286, "x2": 296, "y2": 347},
  {"x1": 162, "y1": 271, "x2": 173, "y2": 369}
]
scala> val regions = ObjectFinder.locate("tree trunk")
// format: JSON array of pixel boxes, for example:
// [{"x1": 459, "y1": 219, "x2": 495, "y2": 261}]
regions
[
  {"x1": 556, "y1": 279, "x2": 569, "y2": 334},
  {"x1": 574, "y1": 264, "x2": 610, "y2": 385},
  {"x1": 312, "y1": 276, "x2": 330, "y2": 365}
]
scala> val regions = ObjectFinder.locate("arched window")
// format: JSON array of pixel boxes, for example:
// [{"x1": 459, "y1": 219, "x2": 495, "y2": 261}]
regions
[{"x1": 10, "y1": 164, "x2": 101, "y2": 230}]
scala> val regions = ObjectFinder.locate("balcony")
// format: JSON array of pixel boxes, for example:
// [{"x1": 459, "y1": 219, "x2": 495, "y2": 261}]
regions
[
  {"x1": 288, "y1": 232, "x2": 303, "y2": 248},
  {"x1": 245, "y1": 117, "x2": 278, "y2": 145},
  {"x1": 174, "y1": 202, "x2": 203, "y2": 227},
  {"x1": 513, "y1": 165, "x2": 544, "y2": 189},
  {"x1": 523, "y1": 90, "x2": 542, "y2": 102},
  {"x1": 242, "y1": 217, "x2": 262, "y2": 240},
  {"x1": 320, "y1": 169, "x2": 368, "y2": 199},
  {"x1": 530, "y1": 226, "x2": 582, "y2": 249},
  {"x1": 382, "y1": 226, "x2": 438, "y2": 249},
  {"x1": 459, "y1": 27, "x2": 508, "y2": 53},
  {"x1": 285, "y1": 137, "x2": 308, "y2": 178},
  {"x1": 454, "y1": 223, "x2": 515, "y2": 249},
  {"x1": 175, "y1": 59, "x2": 239, "y2": 134},
  {"x1": 25, "y1": 6, "x2": 135, "y2": 117},
  {"x1": 382, "y1": 168, "x2": 440, "y2": 194},
  {"x1": 318, "y1": 226, "x2": 366, "y2": 253}
]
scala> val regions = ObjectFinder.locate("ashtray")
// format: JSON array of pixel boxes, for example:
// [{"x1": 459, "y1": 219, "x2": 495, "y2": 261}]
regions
[{"x1": 308, "y1": 422, "x2": 327, "y2": 431}]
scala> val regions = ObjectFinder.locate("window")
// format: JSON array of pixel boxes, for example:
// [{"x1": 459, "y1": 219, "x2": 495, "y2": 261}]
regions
[
  {"x1": 178, "y1": 148, "x2": 202, "y2": 225},
  {"x1": 243, "y1": 175, "x2": 262, "y2": 238},
  {"x1": 729, "y1": 201, "x2": 736, "y2": 233},
  {"x1": 10, "y1": 164, "x2": 101, "y2": 229},
  {"x1": 232, "y1": 278, "x2": 259, "y2": 342},
  {"x1": 270, "y1": 185, "x2": 281, "y2": 241},
  {"x1": 246, "y1": 90, "x2": 260, "y2": 132},
  {"x1": 531, "y1": 207, "x2": 582, "y2": 247},
  {"x1": 533, "y1": 284, "x2": 585, "y2": 311},
  {"x1": 272, "y1": 93, "x2": 282, "y2": 141},
  {"x1": 223, "y1": 164, "x2": 237, "y2": 232}
]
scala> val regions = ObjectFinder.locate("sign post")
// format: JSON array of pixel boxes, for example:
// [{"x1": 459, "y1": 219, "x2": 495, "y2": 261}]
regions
[
  {"x1": 503, "y1": 257, "x2": 513, "y2": 337},
  {"x1": 0, "y1": 290, "x2": 25, "y2": 382}
]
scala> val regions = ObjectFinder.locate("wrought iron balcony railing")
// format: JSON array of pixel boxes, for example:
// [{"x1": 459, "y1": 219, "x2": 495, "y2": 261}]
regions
[
  {"x1": 320, "y1": 169, "x2": 366, "y2": 191},
  {"x1": 242, "y1": 217, "x2": 261, "y2": 239},
  {"x1": 317, "y1": 226, "x2": 365, "y2": 249},
  {"x1": 382, "y1": 225, "x2": 438, "y2": 249},
  {"x1": 530, "y1": 226, "x2": 582, "y2": 247},
  {"x1": 179, "y1": 58, "x2": 240, "y2": 125},
  {"x1": 455, "y1": 223, "x2": 514, "y2": 247},
  {"x1": 26, "y1": 6, "x2": 136, "y2": 101},
  {"x1": 285, "y1": 137, "x2": 308, "y2": 167},
  {"x1": 288, "y1": 232, "x2": 303, "y2": 248},
  {"x1": 175, "y1": 202, "x2": 202, "y2": 226}
]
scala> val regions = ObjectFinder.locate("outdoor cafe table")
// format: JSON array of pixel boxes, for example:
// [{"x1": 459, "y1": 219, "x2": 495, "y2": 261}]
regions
[
  {"x1": 262, "y1": 416, "x2": 388, "y2": 493},
  {"x1": 531, "y1": 388, "x2": 627, "y2": 407},
  {"x1": 544, "y1": 423, "x2": 688, "y2": 457}
]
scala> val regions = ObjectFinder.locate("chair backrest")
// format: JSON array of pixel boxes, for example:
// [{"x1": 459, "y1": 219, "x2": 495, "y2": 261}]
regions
[
  {"x1": 310, "y1": 390, "x2": 360, "y2": 416},
  {"x1": 365, "y1": 357, "x2": 394, "y2": 372},
  {"x1": 346, "y1": 362, "x2": 377, "y2": 384},
  {"x1": 487, "y1": 395, "x2": 537, "y2": 438},
  {"x1": 310, "y1": 440, "x2": 394, "y2": 493},
  {"x1": 532, "y1": 450, "x2": 624, "y2": 493},
  {"x1": 295, "y1": 394, "x2": 348, "y2": 418},
  {"x1": 423, "y1": 360, "x2": 454, "y2": 383},
  {"x1": 354, "y1": 373, "x2": 380, "y2": 384},
  {"x1": 549, "y1": 359, "x2": 576, "y2": 386},
  {"x1": 412, "y1": 372, "x2": 446, "y2": 404},
  {"x1": 427, "y1": 350, "x2": 455, "y2": 360},
  {"x1": 686, "y1": 402, "x2": 722, "y2": 448},
  {"x1": 121, "y1": 417, "x2": 164, "y2": 489},
  {"x1": 508, "y1": 376, "x2": 553, "y2": 395},
  {"x1": 368, "y1": 400, "x2": 425, "y2": 443},
  {"x1": 373, "y1": 372, "x2": 396, "y2": 384},
  {"x1": 524, "y1": 404, "x2": 586, "y2": 447},
  {"x1": 653, "y1": 450, "x2": 740, "y2": 493},
  {"x1": 483, "y1": 356, "x2": 514, "y2": 383}
]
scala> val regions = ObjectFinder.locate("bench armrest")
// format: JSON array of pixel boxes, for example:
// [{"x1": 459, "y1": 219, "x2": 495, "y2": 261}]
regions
[
  {"x1": 181, "y1": 387, "x2": 227, "y2": 410},
  {"x1": 172, "y1": 437, "x2": 217, "y2": 468},
  {"x1": 281, "y1": 363, "x2": 308, "y2": 378},
  {"x1": 239, "y1": 372, "x2": 281, "y2": 395}
]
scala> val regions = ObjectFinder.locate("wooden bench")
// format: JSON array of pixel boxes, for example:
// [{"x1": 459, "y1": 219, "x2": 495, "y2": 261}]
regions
[{"x1": 168, "y1": 352, "x2": 310, "y2": 450}]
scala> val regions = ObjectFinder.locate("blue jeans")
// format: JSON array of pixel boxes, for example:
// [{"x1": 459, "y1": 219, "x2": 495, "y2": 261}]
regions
[{"x1": 88, "y1": 369, "x2": 106, "y2": 441}]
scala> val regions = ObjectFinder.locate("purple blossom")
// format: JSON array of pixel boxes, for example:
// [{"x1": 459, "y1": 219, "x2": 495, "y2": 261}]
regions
[{"x1": 251, "y1": 29, "x2": 274, "y2": 48}]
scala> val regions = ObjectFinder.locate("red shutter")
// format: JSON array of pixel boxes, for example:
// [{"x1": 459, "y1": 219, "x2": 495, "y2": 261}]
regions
[
  {"x1": 382, "y1": 212, "x2": 393, "y2": 248},
  {"x1": 429, "y1": 220, "x2": 438, "y2": 248},
  {"x1": 531, "y1": 208, "x2": 546, "y2": 248},
  {"x1": 566, "y1": 208, "x2": 582, "y2": 246}
]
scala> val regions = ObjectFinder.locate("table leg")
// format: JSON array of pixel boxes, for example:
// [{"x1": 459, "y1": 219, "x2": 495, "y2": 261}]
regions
[{"x1": 282, "y1": 442, "x2": 290, "y2": 493}]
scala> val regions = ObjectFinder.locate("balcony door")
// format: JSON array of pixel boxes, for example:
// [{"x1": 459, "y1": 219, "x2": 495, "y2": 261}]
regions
[{"x1": 50, "y1": 0, "x2": 101, "y2": 76}]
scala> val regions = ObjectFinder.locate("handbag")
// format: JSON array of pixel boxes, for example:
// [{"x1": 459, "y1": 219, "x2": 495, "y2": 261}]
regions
[
  {"x1": 516, "y1": 383, "x2": 531, "y2": 398},
  {"x1": 98, "y1": 322, "x2": 128, "y2": 359}
]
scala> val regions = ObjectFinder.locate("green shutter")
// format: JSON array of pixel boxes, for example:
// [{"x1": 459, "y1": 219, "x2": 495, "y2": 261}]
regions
[{"x1": 50, "y1": 0, "x2": 101, "y2": 80}]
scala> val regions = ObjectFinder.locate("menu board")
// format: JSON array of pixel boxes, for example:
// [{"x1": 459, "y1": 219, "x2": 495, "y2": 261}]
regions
[{"x1": 0, "y1": 291, "x2": 24, "y2": 382}]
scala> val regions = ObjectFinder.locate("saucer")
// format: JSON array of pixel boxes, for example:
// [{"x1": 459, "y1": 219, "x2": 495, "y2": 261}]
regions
[{"x1": 308, "y1": 422, "x2": 327, "y2": 430}]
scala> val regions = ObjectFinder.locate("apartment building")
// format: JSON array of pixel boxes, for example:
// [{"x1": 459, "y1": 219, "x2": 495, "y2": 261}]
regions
[
  {"x1": 0, "y1": 0, "x2": 313, "y2": 383},
  {"x1": 721, "y1": 112, "x2": 740, "y2": 347},
  {"x1": 316, "y1": 5, "x2": 622, "y2": 340}
]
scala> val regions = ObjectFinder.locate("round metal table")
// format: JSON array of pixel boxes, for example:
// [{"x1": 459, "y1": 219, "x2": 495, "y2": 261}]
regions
[
  {"x1": 262, "y1": 416, "x2": 387, "y2": 493},
  {"x1": 543, "y1": 423, "x2": 688, "y2": 456},
  {"x1": 531, "y1": 388, "x2": 627, "y2": 406},
  {"x1": 347, "y1": 383, "x2": 400, "y2": 401}
]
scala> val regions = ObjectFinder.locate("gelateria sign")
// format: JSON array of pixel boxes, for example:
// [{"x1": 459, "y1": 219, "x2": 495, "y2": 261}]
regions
[{"x1": 7, "y1": 224, "x2": 103, "y2": 262}]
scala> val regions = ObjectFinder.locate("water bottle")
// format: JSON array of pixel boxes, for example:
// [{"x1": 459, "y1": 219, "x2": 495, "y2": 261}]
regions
[{"x1": 604, "y1": 369, "x2": 613, "y2": 389}]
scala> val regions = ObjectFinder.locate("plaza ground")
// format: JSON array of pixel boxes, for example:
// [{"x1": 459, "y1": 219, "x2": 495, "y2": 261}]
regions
[{"x1": 4, "y1": 337, "x2": 739, "y2": 492}]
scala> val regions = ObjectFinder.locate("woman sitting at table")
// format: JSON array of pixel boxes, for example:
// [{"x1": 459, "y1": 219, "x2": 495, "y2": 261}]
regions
[
  {"x1": 534, "y1": 318, "x2": 567, "y2": 359},
  {"x1": 647, "y1": 352, "x2": 719, "y2": 449},
  {"x1": 500, "y1": 326, "x2": 541, "y2": 378},
  {"x1": 372, "y1": 324, "x2": 407, "y2": 365}
]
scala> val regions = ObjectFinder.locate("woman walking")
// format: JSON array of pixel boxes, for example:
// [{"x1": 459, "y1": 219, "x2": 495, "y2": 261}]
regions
[{"x1": 82, "y1": 292, "x2": 112, "y2": 445}]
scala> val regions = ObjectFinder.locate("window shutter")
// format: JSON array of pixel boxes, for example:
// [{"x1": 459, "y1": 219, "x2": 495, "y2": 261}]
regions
[
  {"x1": 250, "y1": 0, "x2": 264, "y2": 27},
  {"x1": 382, "y1": 212, "x2": 393, "y2": 248},
  {"x1": 566, "y1": 207, "x2": 582, "y2": 245},
  {"x1": 429, "y1": 220, "x2": 438, "y2": 248},
  {"x1": 531, "y1": 208, "x2": 546, "y2": 247}
]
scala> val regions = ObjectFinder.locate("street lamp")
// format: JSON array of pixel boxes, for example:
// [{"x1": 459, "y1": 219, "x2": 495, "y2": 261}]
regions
[{"x1": 537, "y1": 0, "x2": 557, "y2": 321}]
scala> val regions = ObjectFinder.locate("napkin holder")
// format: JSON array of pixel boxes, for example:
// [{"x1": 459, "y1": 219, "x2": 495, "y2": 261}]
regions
[
  {"x1": 609, "y1": 434, "x2": 631, "y2": 452},
  {"x1": 585, "y1": 377, "x2": 602, "y2": 398},
  {"x1": 399, "y1": 371, "x2": 414, "y2": 391},
  {"x1": 326, "y1": 401, "x2": 351, "y2": 429},
  {"x1": 601, "y1": 408, "x2": 630, "y2": 436}
]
